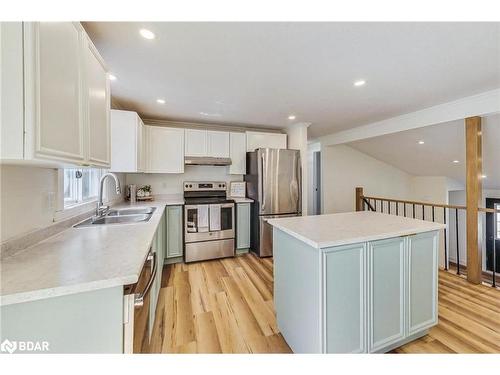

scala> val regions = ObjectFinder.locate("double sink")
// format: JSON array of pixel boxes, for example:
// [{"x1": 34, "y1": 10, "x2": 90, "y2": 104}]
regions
[{"x1": 74, "y1": 207, "x2": 157, "y2": 228}]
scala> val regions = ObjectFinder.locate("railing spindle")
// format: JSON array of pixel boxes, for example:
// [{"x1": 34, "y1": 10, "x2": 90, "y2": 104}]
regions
[
  {"x1": 456, "y1": 208, "x2": 460, "y2": 275},
  {"x1": 444, "y1": 207, "x2": 448, "y2": 271},
  {"x1": 493, "y1": 211, "x2": 497, "y2": 288},
  {"x1": 389, "y1": 201, "x2": 391, "y2": 215},
  {"x1": 432, "y1": 206, "x2": 435, "y2": 222},
  {"x1": 396, "y1": 202, "x2": 399, "y2": 216},
  {"x1": 381, "y1": 200, "x2": 384, "y2": 213},
  {"x1": 404, "y1": 203, "x2": 406, "y2": 217},
  {"x1": 422, "y1": 205, "x2": 425, "y2": 220},
  {"x1": 413, "y1": 204, "x2": 416, "y2": 219}
]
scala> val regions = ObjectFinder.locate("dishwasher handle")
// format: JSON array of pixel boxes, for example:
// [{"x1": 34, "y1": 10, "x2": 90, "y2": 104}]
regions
[{"x1": 134, "y1": 249, "x2": 157, "y2": 307}]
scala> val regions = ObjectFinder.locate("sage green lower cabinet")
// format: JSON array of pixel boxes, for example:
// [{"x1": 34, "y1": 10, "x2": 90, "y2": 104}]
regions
[
  {"x1": 273, "y1": 229, "x2": 439, "y2": 353},
  {"x1": 0, "y1": 287, "x2": 123, "y2": 353},
  {"x1": 324, "y1": 243, "x2": 366, "y2": 353},
  {"x1": 368, "y1": 237, "x2": 405, "y2": 352},
  {"x1": 166, "y1": 205, "x2": 183, "y2": 259},
  {"x1": 236, "y1": 203, "x2": 251, "y2": 250},
  {"x1": 150, "y1": 209, "x2": 166, "y2": 339},
  {"x1": 408, "y1": 231, "x2": 438, "y2": 335}
]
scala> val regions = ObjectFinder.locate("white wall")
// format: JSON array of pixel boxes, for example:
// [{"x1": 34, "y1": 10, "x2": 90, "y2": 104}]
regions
[
  {"x1": 0, "y1": 165, "x2": 124, "y2": 243},
  {"x1": 1, "y1": 166, "x2": 58, "y2": 242},
  {"x1": 125, "y1": 166, "x2": 243, "y2": 195},
  {"x1": 286, "y1": 123, "x2": 309, "y2": 214},
  {"x1": 448, "y1": 189, "x2": 500, "y2": 270},
  {"x1": 321, "y1": 144, "x2": 413, "y2": 213}
]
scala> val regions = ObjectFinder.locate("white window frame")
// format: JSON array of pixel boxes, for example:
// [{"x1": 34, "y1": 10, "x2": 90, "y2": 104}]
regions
[{"x1": 55, "y1": 168, "x2": 106, "y2": 221}]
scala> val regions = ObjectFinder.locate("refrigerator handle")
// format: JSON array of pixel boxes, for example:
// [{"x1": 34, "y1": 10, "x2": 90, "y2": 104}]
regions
[{"x1": 261, "y1": 152, "x2": 266, "y2": 212}]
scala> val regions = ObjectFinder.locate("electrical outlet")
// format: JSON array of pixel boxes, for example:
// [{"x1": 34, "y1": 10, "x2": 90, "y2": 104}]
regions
[{"x1": 47, "y1": 191, "x2": 56, "y2": 211}]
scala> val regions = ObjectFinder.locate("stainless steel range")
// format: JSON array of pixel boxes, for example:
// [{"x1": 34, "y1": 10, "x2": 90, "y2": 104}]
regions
[{"x1": 183, "y1": 181, "x2": 235, "y2": 263}]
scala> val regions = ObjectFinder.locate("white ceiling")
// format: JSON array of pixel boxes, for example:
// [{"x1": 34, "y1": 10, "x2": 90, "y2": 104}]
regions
[
  {"x1": 348, "y1": 114, "x2": 500, "y2": 190},
  {"x1": 84, "y1": 22, "x2": 500, "y2": 138}
]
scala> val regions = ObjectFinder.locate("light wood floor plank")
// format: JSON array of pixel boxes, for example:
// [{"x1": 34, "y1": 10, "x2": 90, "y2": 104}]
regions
[{"x1": 147, "y1": 254, "x2": 500, "y2": 354}]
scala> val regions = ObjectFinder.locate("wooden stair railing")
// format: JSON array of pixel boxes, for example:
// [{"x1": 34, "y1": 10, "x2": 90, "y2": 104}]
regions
[{"x1": 355, "y1": 187, "x2": 499, "y2": 288}]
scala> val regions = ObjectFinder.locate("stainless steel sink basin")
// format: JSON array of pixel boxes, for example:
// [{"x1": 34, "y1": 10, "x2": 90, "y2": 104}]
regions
[
  {"x1": 107, "y1": 207, "x2": 156, "y2": 216},
  {"x1": 74, "y1": 210, "x2": 155, "y2": 228}
]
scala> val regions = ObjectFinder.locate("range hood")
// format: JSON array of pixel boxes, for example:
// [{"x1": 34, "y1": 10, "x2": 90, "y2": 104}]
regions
[{"x1": 184, "y1": 156, "x2": 232, "y2": 166}]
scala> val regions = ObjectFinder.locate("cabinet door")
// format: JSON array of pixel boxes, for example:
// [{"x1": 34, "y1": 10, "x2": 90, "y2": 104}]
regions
[
  {"x1": 408, "y1": 231, "x2": 438, "y2": 335},
  {"x1": 236, "y1": 203, "x2": 251, "y2": 249},
  {"x1": 28, "y1": 22, "x2": 85, "y2": 163},
  {"x1": 137, "y1": 118, "x2": 146, "y2": 172},
  {"x1": 110, "y1": 110, "x2": 139, "y2": 172},
  {"x1": 84, "y1": 37, "x2": 110, "y2": 167},
  {"x1": 185, "y1": 129, "x2": 207, "y2": 157},
  {"x1": 229, "y1": 132, "x2": 246, "y2": 174},
  {"x1": 246, "y1": 131, "x2": 287, "y2": 152},
  {"x1": 166, "y1": 206, "x2": 183, "y2": 258},
  {"x1": 148, "y1": 126, "x2": 184, "y2": 173},
  {"x1": 324, "y1": 243, "x2": 366, "y2": 353},
  {"x1": 368, "y1": 237, "x2": 405, "y2": 352},
  {"x1": 207, "y1": 130, "x2": 229, "y2": 157},
  {"x1": 1, "y1": 22, "x2": 24, "y2": 159}
]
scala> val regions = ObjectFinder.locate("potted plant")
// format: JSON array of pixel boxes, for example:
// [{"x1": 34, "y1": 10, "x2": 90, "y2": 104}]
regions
[{"x1": 137, "y1": 185, "x2": 152, "y2": 198}]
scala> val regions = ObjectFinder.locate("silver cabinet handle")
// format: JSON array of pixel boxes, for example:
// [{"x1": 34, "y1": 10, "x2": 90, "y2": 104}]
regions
[{"x1": 134, "y1": 250, "x2": 157, "y2": 307}]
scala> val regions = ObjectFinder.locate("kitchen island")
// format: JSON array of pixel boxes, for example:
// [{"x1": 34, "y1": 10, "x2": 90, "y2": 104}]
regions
[{"x1": 267, "y1": 211, "x2": 445, "y2": 353}]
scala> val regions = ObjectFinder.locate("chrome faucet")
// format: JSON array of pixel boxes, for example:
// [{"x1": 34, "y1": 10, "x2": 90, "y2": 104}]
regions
[{"x1": 95, "y1": 172, "x2": 121, "y2": 219}]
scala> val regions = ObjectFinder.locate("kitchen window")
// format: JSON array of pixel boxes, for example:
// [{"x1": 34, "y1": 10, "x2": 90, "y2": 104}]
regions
[{"x1": 63, "y1": 168, "x2": 104, "y2": 208}]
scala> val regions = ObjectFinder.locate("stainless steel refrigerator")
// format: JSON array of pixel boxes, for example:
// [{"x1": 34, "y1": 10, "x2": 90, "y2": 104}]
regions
[{"x1": 244, "y1": 148, "x2": 302, "y2": 257}]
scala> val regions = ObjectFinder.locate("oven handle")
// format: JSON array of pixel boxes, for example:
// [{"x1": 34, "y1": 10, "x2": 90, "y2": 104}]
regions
[{"x1": 134, "y1": 249, "x2": 157, "y2": 308}]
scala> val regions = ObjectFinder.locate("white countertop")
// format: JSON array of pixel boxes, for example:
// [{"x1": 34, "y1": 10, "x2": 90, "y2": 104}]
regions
[
  {"x1": 0, "y1": 196, "x2": 184, "y2": 307},
  {"x1": 267, "y1": 211, "x2": 445, "y2": 249},
  {"x1": 230, "y1": 196, "x2": 254, "y2": 203}
]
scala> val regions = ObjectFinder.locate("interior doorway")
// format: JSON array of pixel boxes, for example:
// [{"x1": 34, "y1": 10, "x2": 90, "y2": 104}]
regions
[
  {"x1": 485, "y1": 198, "x2": 500, "y2": 273},
  {"x1": 312, "y1": 151, "x2": 321, "y2": 215}
]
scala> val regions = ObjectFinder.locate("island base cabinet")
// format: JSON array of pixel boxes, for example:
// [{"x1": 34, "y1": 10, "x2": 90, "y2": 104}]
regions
[
  {"x1": 408, "y1": 232, "x2": 439, "y2": 335},
  {"x1": 324, "y1": 244, "x2": 367, "y2": 353},
  {"x1": 273, "y1": 229, "x2": 439, "y2": 353},
  {"x1": 368, "y1": 237, "x2": 405, "y2": 352}
]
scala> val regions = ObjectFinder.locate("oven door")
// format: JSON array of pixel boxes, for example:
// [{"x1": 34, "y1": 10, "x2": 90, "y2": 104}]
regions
[{"x1": 184, "y1": 203, "x2": 235, "y2": 243}]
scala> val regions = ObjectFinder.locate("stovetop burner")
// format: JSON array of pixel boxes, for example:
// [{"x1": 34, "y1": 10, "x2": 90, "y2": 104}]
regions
[{"x1": 183, "y1": 181, "x2": 233, "y2": 205}]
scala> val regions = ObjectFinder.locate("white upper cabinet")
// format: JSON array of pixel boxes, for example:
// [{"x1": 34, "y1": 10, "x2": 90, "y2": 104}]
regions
[
  {"x1": 185, "y1": 129, "x2": 207, "y2": 157},
  {"x1": 207, "y1": 130, "x2": 230, "y2": 157},
  {"x1": 31, "y1": 22, "x2": 85, "y2": 163},
  {"x1": 185, "y1": 129, "x2": 230, "y2": 158},
  {"x1": 110, "y1": 110, "x2": 145, "y2": 173},
  {"x1": 229, "y1": 132, "x2": 246, "y2": 174},
  {"x1": 148, "y1": 126, "x2": 185, "y2": 173},
  {"x1": 246, "y1": 131, "x2": 287, "y2": 152},
  {"x1": 84, "y1": 36, "x2": 110, "y2": 167},
  {"x1": 0, "y1": 22, "x2": 110, "y2": 167}
]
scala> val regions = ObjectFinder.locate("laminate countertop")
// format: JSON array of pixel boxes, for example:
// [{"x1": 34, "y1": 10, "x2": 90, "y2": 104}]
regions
[
  {"x1": 0, "y1": 195, "x2": 184, "y2": 307},
  {"x1": 267, "y1": 211, "x2": 445, "y2": 249}
]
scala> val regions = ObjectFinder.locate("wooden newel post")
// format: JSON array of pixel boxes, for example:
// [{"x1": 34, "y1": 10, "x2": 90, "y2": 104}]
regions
[
  {"x1": 356, "y1": 187, "x2": 364, "y2": 212},
  {"x1": 465, "y1": 116, "x2": 483, "y2": 284}
]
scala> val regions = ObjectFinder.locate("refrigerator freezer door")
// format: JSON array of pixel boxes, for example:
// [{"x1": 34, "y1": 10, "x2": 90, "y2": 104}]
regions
[
  {"x1": 258, "y1": 149, "x2": 301, "y2": 215},
  {"x1": 257, "y1": 213, "x2": 301, "y2": 257}
]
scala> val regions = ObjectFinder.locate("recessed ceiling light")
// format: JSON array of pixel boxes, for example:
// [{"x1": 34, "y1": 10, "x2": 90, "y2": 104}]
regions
[
  {"x1": 481, "y1": 175, "x2": 487, "y2": 179},
  {"x1": 156, "y1": 99, "x2": 166, "y2": 104},
  {"x1": 108, "y1": 74, "x2": 117, "y2": 81},
  {"x1": 452, "y1": 160, "x2": 460, "y2": 164},
  {"x1": 139, "y1": 29, "x2": 155, "y2": 40},
  {"x1": 353, "y1": 80, "x2": 366, "y2": 87},
  {"x1": 288, "y1": 115, "x2": 296, "y2": 120},
  {"x1": 418, "y1": 140, "x2": 425, "y2": 145}
]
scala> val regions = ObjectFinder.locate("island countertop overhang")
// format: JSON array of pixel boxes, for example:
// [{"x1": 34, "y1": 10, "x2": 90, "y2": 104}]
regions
[{"x1": 267, "y1": 211, "x2": 446, "y2": 249}]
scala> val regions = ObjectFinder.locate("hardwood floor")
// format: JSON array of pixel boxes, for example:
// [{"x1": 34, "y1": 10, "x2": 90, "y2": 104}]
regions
[{"x1": 148, "y1": 253, "x2": 500, "y2": 354}]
